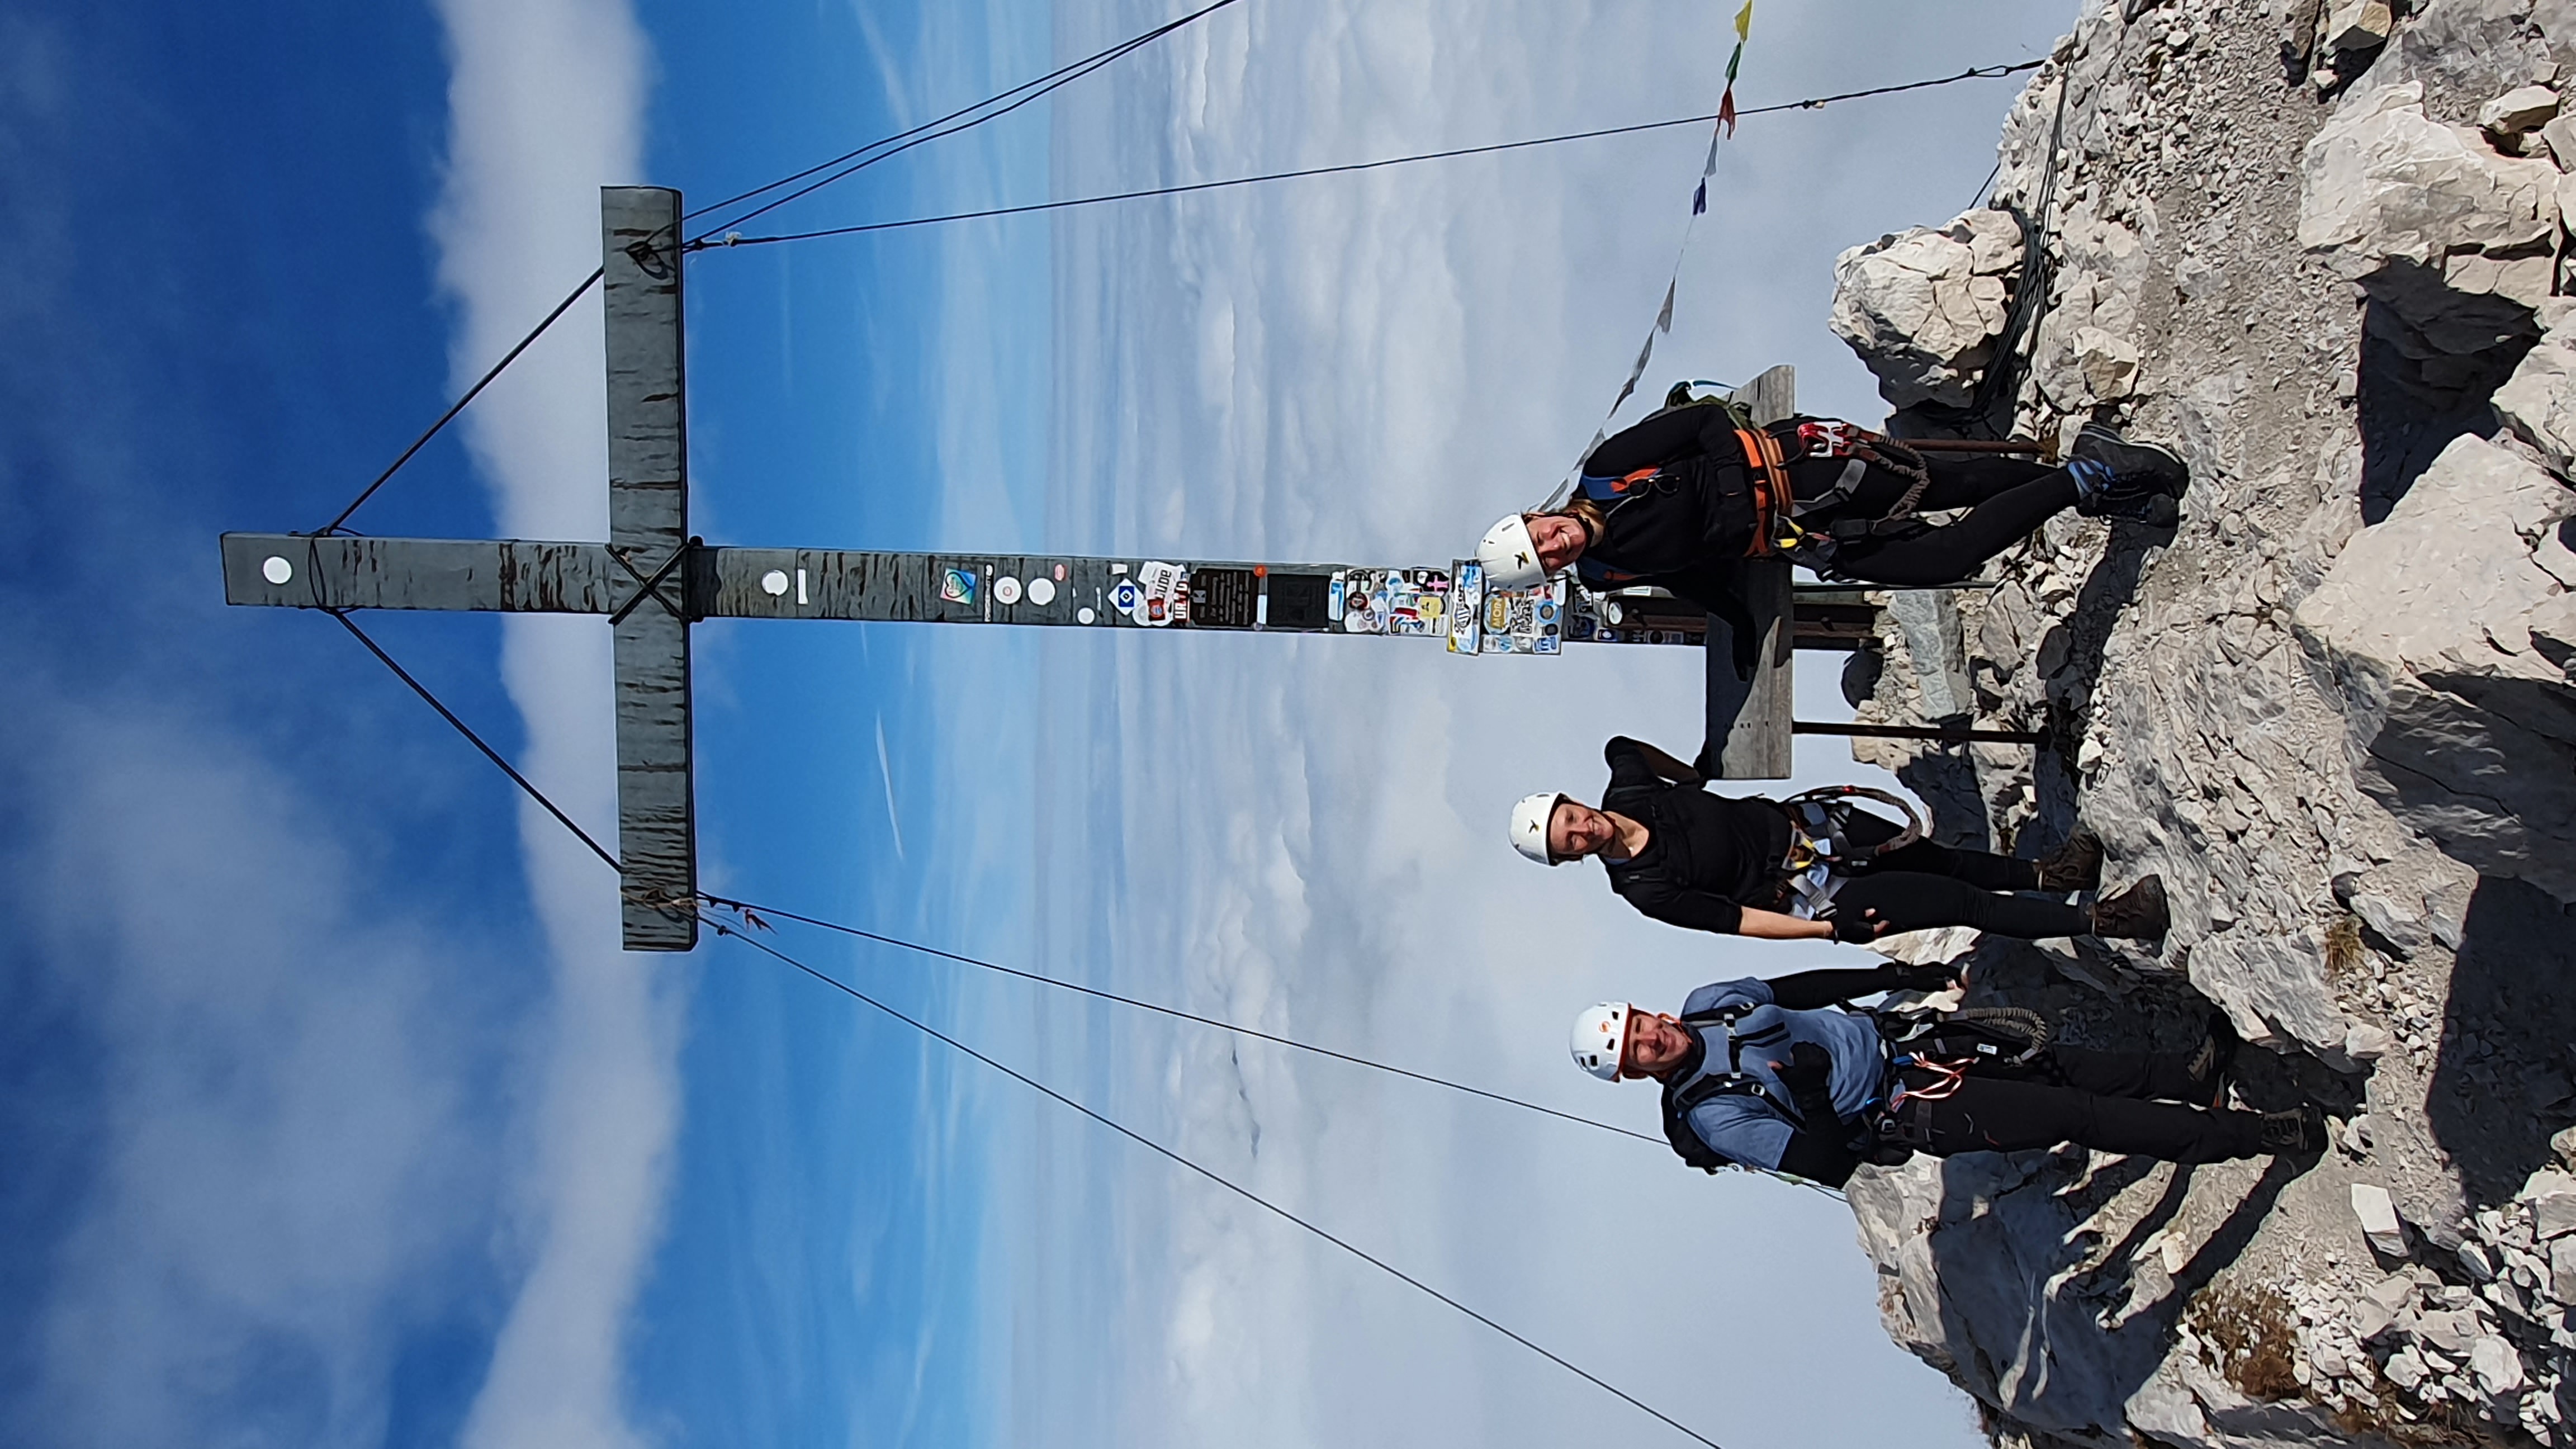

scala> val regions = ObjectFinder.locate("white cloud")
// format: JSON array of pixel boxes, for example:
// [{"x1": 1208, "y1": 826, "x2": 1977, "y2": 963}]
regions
[
  {"x1": 900, "y1": 2, "x2": 2076, "y2": 1446},
  {"x1": 7, "y1": 690, "x2": 507, "y2": 1448},
  {"x1": 424, "y1": 3, "x2": 681, "y2": 1447}
]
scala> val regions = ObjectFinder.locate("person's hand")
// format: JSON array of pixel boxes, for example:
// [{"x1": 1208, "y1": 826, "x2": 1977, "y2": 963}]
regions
[
  {"x1": 1831, "y1": 907, "x2": 1892, "y2": 944},
  {"x1": 1772, "y1": 1041, "x2": 1835, "y2": 1091}
]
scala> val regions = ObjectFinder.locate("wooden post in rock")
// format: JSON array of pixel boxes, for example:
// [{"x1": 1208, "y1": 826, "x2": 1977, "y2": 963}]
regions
[{"x1": 1701, "y1": 366, "x2": 1796, "y2": 779}]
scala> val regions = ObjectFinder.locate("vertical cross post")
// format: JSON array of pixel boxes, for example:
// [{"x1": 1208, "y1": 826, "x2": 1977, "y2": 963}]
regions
[
  {"x1": 1702, "y1": 364, "x2": 1796, "y2": 779},
  {"x1": 602, "y1": 186, "x2": 697, "y2": 949}
]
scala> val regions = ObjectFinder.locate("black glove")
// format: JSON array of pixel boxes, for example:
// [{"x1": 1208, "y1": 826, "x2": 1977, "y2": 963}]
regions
[
  {"x1": 1894, "y1": 961, "x2": 1963, "y2": 993},
  {"x1": 1830, "y1": 908, "x2": 1885, "y2": 944},
  {"x1": 1773, "y1": 1041, "x2": 1843, "y2": 1133}
]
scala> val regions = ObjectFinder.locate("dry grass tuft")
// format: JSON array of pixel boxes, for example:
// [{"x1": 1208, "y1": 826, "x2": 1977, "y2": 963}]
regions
[
  {"x1": 2325, "y1": 913, "x2": 2366, "y2": 982},
  {"x1": 2186, "y1": 1282, "x2": 2303, "y2": 1401}
]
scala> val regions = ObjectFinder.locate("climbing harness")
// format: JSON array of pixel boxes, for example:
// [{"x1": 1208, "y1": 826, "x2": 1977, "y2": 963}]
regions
[
  {"x1": 1771, "y1": 785, "x2": 1929, "y2": 920},
  {"x1": 1877, "y1": 1006, "x2": 2053, "y2": 1120}
]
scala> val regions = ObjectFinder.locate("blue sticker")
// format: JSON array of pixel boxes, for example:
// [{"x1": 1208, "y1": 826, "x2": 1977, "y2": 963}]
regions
[
  {"x1": 1110, "y1": 578, "x2": 1142, "y2": 615},
  {"x1": 941, "y1": 568, "x2": 979, "y2": 605}
]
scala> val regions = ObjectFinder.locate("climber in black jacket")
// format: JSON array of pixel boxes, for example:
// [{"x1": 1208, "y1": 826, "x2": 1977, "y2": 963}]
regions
[
  {"x1": 1471, "y1": 403, "x2": 2190, "y2": 611},
  {"x1": 1509, "y1": 735, "x2": 2170, "y2": 943}
]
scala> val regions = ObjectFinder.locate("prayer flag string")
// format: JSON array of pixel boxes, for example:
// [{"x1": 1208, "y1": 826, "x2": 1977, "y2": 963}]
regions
[{"x1": 1549, "y1": 1, "x2": 1755, "y2": 508}]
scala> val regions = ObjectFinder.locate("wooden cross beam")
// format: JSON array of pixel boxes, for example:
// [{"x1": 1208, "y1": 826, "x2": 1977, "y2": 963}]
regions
[{"x1": 221, "y1": 188, "x2": 1899, "y2": 948}]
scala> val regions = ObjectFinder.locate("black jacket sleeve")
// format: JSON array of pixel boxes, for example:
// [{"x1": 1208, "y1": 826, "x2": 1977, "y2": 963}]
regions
[
  {"x1": 1613, "y1": 873, "x2": 1745, "y2": 935},
  {"x1": 1774, "y1": 1129, "x2": 1867, "y2": 1188},
  {"x1": 1765, "y1": 963, "x2": 1954, "y2": 1010},
  {"x1": 1648, "y1": 565, "x2": 1761, "y2": 679},
  {"x1": 1604, "y1": 735, "x2": 1701, "y2": 790},
  {"x1": 1769, "y1": 1041, "x2": 1866, "y2": 1187},
  {"x1": 1582, "y1": 404, "x2": 1736, "y2": 477}
]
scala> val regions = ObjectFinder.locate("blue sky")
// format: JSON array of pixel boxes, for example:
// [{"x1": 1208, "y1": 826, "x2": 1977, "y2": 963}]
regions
[{"x1": 1, "y1": 2, "x2": 2075, "y2": 1446}]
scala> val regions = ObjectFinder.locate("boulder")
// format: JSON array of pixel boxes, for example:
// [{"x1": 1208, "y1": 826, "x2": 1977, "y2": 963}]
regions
[
  {"x1": 2353, "y1": 1273, "x2": 2420, "y2": 1338},
  {"x1": 2494, "y1": 318, "x2": 2576, "y2": 476},
  {"x1": 2300, "y1": 84, "x2": 2559, "y2": 269},
  {"x1": 2479, "y1": 84, "x2": 2563, "y2": 138},
  {"x1": 2551, "y1": 1234, "x2": 2576, "y2": 1301},
  {"x1": 2189, "y1": 933, "x2": 2352, "y2": 1059},
  {"x1": 2471, "y1": 1334, "x2": 2530, "y2": 1399},
  {"x1": 2517, "y1": 1168, "x2": 2576, "y2": 1239},
  {"x1": 2322, "y1": 0, "x2": 2394, "y2": 53},
  {"x1": 2299, "y1": 82, "x2": 2555, "y2": 373},
  {"x1": 2295, "y1": 435, "x2": 2576, "y2": 903},
  {"x1": 2355, "y1": 1182, "x2": 2411, "y2": 1256},
  {"x1": 1829, "y1": 208, "x2": 2023, "y2": 410}
]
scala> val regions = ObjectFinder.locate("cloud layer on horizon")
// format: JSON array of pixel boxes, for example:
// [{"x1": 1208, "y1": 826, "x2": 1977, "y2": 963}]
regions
[{"x1": 898, "y1": 2, "x2": 2080, "y2": 1445}]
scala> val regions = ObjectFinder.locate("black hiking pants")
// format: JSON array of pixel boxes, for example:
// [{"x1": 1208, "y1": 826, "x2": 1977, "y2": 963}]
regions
[
  {"x1": 1792, "y1": 453, "x2": 2076, "y2": 588},
  {"x1": 1822, "y1": 808, "x2": 2092, "y2": 941},
  {"x1": 1892, "y1": 1046, "x2": 2266, "y2": 1164}
]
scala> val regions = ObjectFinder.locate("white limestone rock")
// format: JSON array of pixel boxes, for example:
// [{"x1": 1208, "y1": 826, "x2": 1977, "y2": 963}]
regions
[
  {"x1": 2494, "y1": 319, "x2": 2576, "y2": 477},
  {"x1": 2480, "y1": 84, "x2": 2564, "y2": 138},
  {"x1": 2518, "y1": 1169, "x2": 2576, "y2": 1240},
  {"x1": 2473, "y1": 1334, "x2": 2530, "y2": 1399},
  {"x1": 1829, "y1": 208, "x2": 2023, "y2": 410},
  {"x1": 2295, "y1": 435, "x2": 2576, "y2": 902},
  {"x1": 2551, "y1": 1234, "x2": 2576, "y2": 1301},
  {"x1": 2190, "y1": 933, "x2": 2354, "y2": 1060},
  {"x1": 2300, "y1": 83, "x2": 2559, "y2": 270},
  {"x1": 2355, "y1": 1182, "x2": 2412, "y2": 1257}
]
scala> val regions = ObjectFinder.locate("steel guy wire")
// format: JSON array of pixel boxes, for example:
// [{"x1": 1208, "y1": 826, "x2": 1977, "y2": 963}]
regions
[
  {"x1": 696, "y1": 61, "x2": 2042, "y2": 250},
  {"x1": 701, "y1": 910, "x2": 1731, "y2": 1449}
]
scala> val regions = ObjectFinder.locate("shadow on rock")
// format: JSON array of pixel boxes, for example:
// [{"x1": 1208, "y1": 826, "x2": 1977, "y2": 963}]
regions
[
  {"x1": 2427, "y1": 873, "x2": 2576, "y2": 1205},
  {"x1": 2356, "y1": 284, "x2": 2536, "y2": 522},
  {"x1": 2030, "y1": 514, "x2": 2171, "y2": 843}
]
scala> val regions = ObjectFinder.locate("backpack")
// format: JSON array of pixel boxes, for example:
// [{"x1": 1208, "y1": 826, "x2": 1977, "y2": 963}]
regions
[{"x1": 1658, "y1": 1006, "x2": 1811, "y2": 1175}]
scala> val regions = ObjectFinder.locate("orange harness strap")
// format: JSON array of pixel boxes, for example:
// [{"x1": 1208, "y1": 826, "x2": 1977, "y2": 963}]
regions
[{"x1": 1731, "y1": 427, "x2": 1793, "y2": 557}]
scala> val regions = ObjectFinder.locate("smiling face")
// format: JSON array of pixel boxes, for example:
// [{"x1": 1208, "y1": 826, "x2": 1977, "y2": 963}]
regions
[
  {"x1": 1525, "y1": 512, "x2": 1590, "y2": 571},
  {"x1": 1620, "y1": 1011, "x2": 1695, "y2": 1079},
  {"x1": 1546, "y1": 799, "x2": 1620, "y2": 860}
]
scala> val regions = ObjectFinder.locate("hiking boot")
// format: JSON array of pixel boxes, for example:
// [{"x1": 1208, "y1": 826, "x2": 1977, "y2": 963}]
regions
[
  {"x1": 2257, "y1": 1104, "x2": 2328, "y2": 1156},
  {"x1": 2089, "y1": 874, "x2": 2170, "y2": 940},
  {"x1": 2069, "y1": 426, "x2": 2191, "y2": 520},
  {"x1": 2033, "y1": 827, "x2": 2104, "y2": 893}
]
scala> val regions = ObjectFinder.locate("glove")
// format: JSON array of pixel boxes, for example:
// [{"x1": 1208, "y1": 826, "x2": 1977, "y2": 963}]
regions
[
  {"x1": 1830, "y1": 908, "x2": 1885, "y2": 944},
  {"x1": 1895, "y1": 961, "x2": 1963, "y2": 993},
  {"x1": 1777, "y1": 1041, "x2": 1834, "y2": 1088},
  {"x1": 1773, "y1": 1041, "x2": 1843, "y2": 1131}
]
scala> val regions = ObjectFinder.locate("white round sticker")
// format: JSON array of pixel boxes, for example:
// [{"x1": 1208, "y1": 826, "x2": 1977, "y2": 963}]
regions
[
  {"x1": 1077, "y1": 607, "x2": 1096, "y2": 624},
  {"x1": 995, "y1": 576, "x2": 1024, "y2": 604},
  {"x1": 1026, "y1": 577, "x2": 1057, "y2": 605},
  {"x1": 261, "y1": 556, "x2": 293, "y2": 585},
  {"x1": 760, "y1": 570, "x2": 790, "y2": 596}
]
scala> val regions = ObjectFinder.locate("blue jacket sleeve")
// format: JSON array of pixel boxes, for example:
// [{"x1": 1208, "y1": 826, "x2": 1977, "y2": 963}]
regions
[{"x1": 1683, "y1": 979, "x2": 1775, "y2": 1016}]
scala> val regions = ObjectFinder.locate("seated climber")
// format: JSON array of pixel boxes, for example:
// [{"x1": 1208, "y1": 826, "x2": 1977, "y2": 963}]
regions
[
  {"x1": 1510, "y1": 735, "x2": 2168, "y2": 943},
  {"x1": 1570, "y1": 967, "x2": 2324, "y2": 1188},
  {"x1": 1472, "y1": 403, "x2": 2189, "y2": 601}
]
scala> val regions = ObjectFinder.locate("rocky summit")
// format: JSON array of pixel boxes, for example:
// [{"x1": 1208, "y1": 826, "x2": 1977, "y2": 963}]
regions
[{"x1": 1822, "y1": 0, "x2": 2576, "y2": 1443}]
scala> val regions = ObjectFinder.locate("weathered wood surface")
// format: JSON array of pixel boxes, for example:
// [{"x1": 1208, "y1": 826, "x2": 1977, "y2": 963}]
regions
[
  {"x1": 603, "y1": 186, "x2": 697, "y2": 951},
  {"x1": 220, "y1": 534, "x2": 620, "y2": 612},
  {"x1": 1703, "y1": 364, "x2": 1797, "y2": 780}
]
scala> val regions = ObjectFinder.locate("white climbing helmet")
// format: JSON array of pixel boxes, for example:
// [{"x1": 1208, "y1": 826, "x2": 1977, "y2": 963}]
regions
[
  {"x1": 1476, "y1": 513, "x2": 1546, "y2": 591},
  {"x1": 1509, "y1": 791, "x2": 1568, "y2": 865},
  {"x1": 1570, "y1": 1002, "x2": 1632, "y2": 1081}
]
